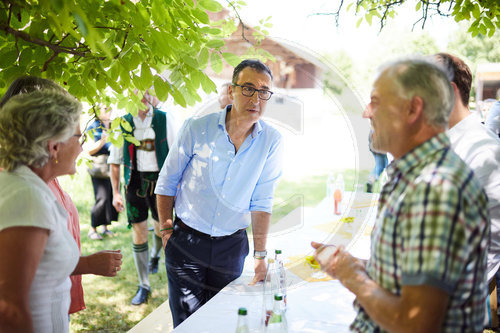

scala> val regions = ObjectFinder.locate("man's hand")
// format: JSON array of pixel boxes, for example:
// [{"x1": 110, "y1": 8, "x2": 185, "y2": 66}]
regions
[
  {"x1": 160, "y1": 218, "x2": 174, "y2": 249},
  {"x1": 249, "y1": 258, "x2": 267, "y2": 285},
  {"x1": 161, "y1": 232, "x2": 172, "y2": 249},
  {"x1": 112, "y1": 193, "x2": 124, "y2": 212},
  {"x1": 84, "y1": 250, "x2": 123, "y2": 277},
  {"x1": 311, "y1": 241, "x2": 365, "y2": 288}
]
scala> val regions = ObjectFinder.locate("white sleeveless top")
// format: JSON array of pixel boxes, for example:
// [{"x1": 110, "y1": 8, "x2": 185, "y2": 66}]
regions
[{"x1": 0, "y1": 166, "x2": 79, "y2": 332}]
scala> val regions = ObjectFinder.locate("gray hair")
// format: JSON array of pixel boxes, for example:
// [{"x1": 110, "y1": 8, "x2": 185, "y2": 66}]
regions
[
  {"x1": 0, "y1": 90, "x2": 81, "y2": 171},
  {"x1": 380, "y1": 57, "x2": 454, "y2": 128}
]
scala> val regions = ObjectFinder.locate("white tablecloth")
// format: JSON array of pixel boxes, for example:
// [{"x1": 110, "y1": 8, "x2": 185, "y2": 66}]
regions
[{"x1": 131, "y1": 191, "x2": 379, "y2": 332}]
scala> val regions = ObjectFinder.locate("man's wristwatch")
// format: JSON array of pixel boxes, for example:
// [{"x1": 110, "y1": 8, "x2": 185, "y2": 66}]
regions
[{"x1": 253, "y1": 250, "x2": 267, "y2": 260}]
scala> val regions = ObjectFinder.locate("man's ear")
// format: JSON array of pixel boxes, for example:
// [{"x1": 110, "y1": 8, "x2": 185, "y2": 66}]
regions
[
  {"x1": 450, "y1": 82, "x2": 461, "y2": 106},
  {"x1": 228, "y1": 84, "x2": 234, "y2": 101},
  {"x1": 407, "y1": 95, "x2": 424, "y2": 125}
]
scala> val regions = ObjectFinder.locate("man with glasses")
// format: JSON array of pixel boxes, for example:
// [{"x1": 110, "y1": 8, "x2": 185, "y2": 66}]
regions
[{"x1": 155, "y1": 59, "x2": 284, "y2": 326}]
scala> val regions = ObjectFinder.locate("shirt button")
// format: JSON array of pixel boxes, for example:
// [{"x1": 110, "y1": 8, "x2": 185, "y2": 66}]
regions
[
  {"x1": 227, "y1": 177, "x2": 231, "y2": 181},
  {"x1": 222, "y1": 194, "x2": 226, "y2": 199},
  {"x1": 217, "y1": 212, "x2": 221, "y2": 216}
]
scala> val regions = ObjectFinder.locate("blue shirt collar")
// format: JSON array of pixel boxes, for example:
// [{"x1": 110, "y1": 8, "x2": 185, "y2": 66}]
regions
[{"x1": 218, "y1": 105, "x2": 263, "y2": 139}]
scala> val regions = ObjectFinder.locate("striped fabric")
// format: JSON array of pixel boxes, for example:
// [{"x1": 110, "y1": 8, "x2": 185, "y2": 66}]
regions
[{"x1": 350, "y1": 133, "x2": 489, "y2": 333}]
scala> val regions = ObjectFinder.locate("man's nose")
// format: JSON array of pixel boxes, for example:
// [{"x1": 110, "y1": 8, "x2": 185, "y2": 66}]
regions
[
  {"x1": 362, "y1": 105, "x2": 372, "y2": 118},
  {"x1": 250, "y1": 92, "x2": 260, "y2": 103}
]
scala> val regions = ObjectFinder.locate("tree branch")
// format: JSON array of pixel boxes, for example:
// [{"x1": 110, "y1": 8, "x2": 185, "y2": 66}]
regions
[
  {"x1": 94, "y1": 25, "x2": 124, "y2": 31},
  {"x1": 42, "y1": 52, "x2": 58, "y2": 72},
  {"x1": 6, "y1": 2, "x2": 12, "y2": 26},
  {"x1": 225, "y1": 0, "x2": 253, "y2": 44},
  {"x1": 114, "y1": 30, "x2": 128, "y2": 59},
  {"x1": 0, "y1": 23, "x2": 90, "y2": 57},
  {"x1": 56, "y1": 33, "x2": 70, "y2": 46}
]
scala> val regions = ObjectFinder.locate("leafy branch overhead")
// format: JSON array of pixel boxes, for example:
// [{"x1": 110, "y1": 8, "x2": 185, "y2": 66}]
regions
[
  {"x1": 313, "y1": 0, "x2": 499, "y2": 37},
  {"x1": 0, "y1": 0, "x2": 245, "y2": 116}
]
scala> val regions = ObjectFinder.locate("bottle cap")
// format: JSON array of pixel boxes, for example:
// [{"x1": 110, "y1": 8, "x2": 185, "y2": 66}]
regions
[
  {"x1": 274, "y1": 293, "x2": 283, "y2": 301},
  {"x1": 275, "y1": 249, "x2": 282, "y2": 254},
  {"x1": 238, "y1": 307, "x2": 247, "y2": 315}
]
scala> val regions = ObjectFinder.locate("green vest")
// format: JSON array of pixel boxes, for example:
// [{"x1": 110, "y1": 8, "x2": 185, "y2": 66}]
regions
[{"x1": 121, "y1": 108, "x2": 169, "y2": 185}]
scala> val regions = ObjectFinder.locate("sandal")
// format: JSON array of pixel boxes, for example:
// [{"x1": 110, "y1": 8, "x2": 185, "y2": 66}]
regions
[
  {"x1": 88, "y1": 230, "x2": 103, "y2": 240},
  {"x1": 102, "y1": 230, "x2": 114, "y2": 237}
]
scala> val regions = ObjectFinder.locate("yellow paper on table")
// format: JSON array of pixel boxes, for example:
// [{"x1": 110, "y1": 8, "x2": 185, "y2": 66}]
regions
[
  {"x1": 351, "y1": 194, "x2": 379, "y2": 209},
  {"x1": 313, "y1": 218, "x2": 355, "y2": 238},
  {"x1": 284, "y1": 254, "x2": 334, "y2": 282}
]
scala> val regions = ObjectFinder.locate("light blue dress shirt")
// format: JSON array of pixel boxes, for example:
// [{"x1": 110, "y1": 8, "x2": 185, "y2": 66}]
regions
[{"x1": 155, "y1": 106, "x2": 283, "y2": 236}]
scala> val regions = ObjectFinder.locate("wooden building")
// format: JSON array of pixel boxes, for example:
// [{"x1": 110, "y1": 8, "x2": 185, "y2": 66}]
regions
[{"x1": 206, "y1": 10, "x2": 327, "y2": 89}]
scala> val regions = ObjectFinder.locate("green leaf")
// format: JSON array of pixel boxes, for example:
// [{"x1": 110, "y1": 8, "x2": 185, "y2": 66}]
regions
[
  {"x1": 210, "y1": 52, "x2": 223, "y2": 73},
  {"x1": 472, "y1": 4, "x2": 481, "y2": 19},
  {"x1": 189, "y1": 70, "x2": 202, "y2": 89},
  {"x1": 170, "y1": 86, "x2": 187, "y2": 107},
  {"x1": 479, "y1": 23, "x2": 487, "y2": 35},
  {"x1": 198, "y1": 48, "x2": 209, "y2": 68},
  {"x1": 1, "y1": 66, "x2": 25, "y2": 83},
  {"x1": 366, "y1": 12, "x2": 374, "y2": 25},
  {"x1": 121, "y1": 118, "x2": 133, "y2": 132},
  {"x1": 192, "y1": 8, "x2": 210, "y2": 24},
  {"x1": 183, "y1": 55, "x2": 200, "y2": 69},
  {"x1": 106, "y1": 75, "x2": 122, "y2": 93},
  {"x1": 356, "y1": 17, "x2": 364, "y2": 28},
  {"x1": 140, "y1": 64, "x2": 154, "y2": 88},
  {"x1": 124, "y1": 134, "x2": 141, "y2": 146},
  {"x1": 0, "y1": 49, "x2": 18, "y2": 68},
  {"x1": 206, "y1": 39, "x2": 225, "y2": 48},
  {"x1": 415, "y1": 1, "x2": 422, "y2": 11},
  {"x1": 151, "y1": 0, "x2": 168, "y2": 26},
  {"x1": 200, "y1": 73, "x2": 216, "y2": 94},
  {"x1": 96, "y1": 73, "x2": 107, "y2": 91},
  {"x1": 222, "y1": 52, "x2": 240, "y2": 67},
  {"x1": 110, "y1": 132, "x2": 124, "y2": 148},
  {"x1": 198, "y1": 0, "x2": 223, "y2": 12},
  {"x1": 18, "y1": 48, "x2": 33, "y2": 67},
  {"x1": 73, "y1": 12, "x2": 88, "y2": 37},
  {"x1": 484, "y1": 16, "x2": 495, "y2": 31},
  {"x1": 50, "y1": 0, "x2": 64, "y2": 11},
  {"x1": 154, "y1": 76, "x2": 170, "y2": 101}
]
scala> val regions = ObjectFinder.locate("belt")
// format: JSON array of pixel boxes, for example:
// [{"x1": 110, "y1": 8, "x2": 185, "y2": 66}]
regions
[
  {"x1": 175, "y1": 217, "x2": 245, "y2": 240},
  {"x1": 137, "y1": 139, "x2": 155, "y2": 151}
]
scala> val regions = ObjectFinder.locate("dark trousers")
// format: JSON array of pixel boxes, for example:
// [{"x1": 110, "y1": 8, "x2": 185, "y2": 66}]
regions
[
  {"x1": 165, "y1": 219, "x2": 249, "y2": 327},
  {"x1": 125, "y1": 170, "x2": 159, "y2": 224},
  {"x1": 90, "y1": 177, "x2": 118, "y2": 228}
]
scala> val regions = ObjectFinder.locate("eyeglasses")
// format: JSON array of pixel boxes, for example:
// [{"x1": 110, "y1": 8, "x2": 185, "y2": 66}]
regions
[
  {"x1": 232, "y1": 84, "x2": 274, "y2": 101},
  {"x1": 73, "y1": 133, "x2": 86, "y2": 146}
]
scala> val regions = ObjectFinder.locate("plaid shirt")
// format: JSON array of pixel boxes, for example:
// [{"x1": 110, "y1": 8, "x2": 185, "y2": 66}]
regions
[{"x1": 351, "y1": 133, "x2": 489, "y2": 333}]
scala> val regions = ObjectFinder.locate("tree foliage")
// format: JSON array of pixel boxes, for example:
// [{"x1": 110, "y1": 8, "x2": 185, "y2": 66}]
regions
[
  {"x1": 316, "y1": 0, "x2": 499, "y2": 38},
  {"x1": 0, "y1": 0, "x2": 245, "y2": 118},
  {"x1": 448, "y1": 22, "x2": 500, "y2": 63}
]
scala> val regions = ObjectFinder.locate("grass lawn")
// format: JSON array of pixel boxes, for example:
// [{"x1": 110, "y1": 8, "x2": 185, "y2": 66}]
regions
[{"x1": 61, "y1": 166, "x2": 374, "y2": 331}]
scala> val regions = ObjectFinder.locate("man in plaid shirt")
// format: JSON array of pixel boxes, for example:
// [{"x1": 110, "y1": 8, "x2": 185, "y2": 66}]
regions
[{"x1": 313, "y1": 58, "x2": 489, "y2": 332}]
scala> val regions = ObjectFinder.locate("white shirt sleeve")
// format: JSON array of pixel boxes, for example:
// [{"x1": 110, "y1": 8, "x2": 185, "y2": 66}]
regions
[{"x1": 107, "y1": 143, "x2": 123, "y2": 165}]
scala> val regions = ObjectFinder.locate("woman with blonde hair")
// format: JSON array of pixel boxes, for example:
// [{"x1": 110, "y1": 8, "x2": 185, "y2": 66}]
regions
[
  {"x1": 0, "y1": 89, "x2": 84, "y2": 331},
  {"x1": 0, "y1": 76, "x2": 122, "y2": 319}
]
